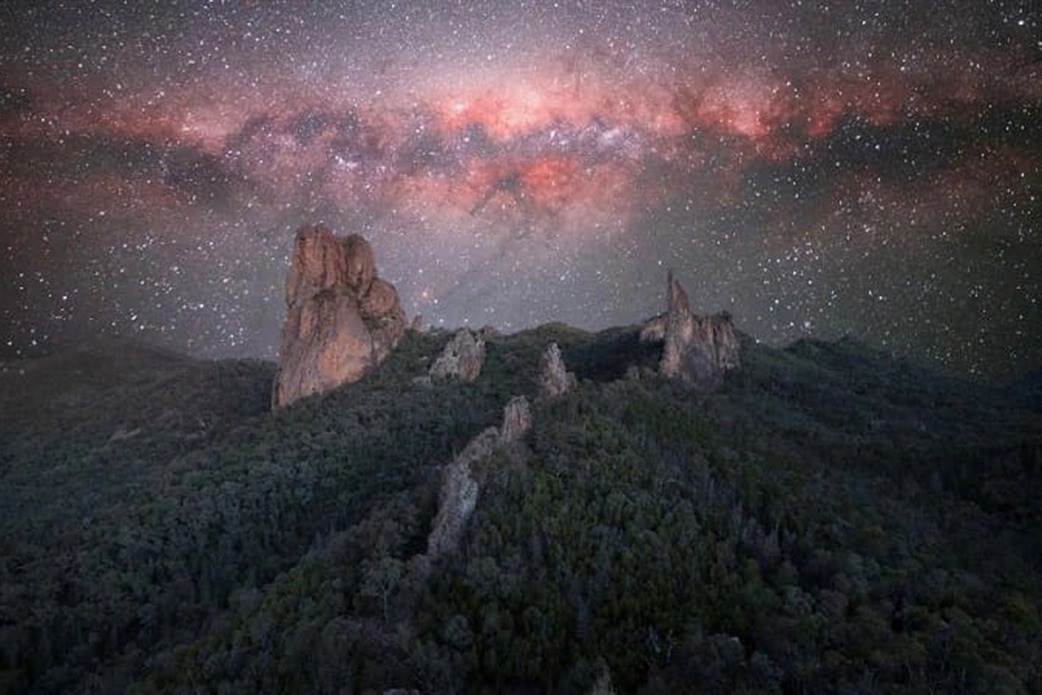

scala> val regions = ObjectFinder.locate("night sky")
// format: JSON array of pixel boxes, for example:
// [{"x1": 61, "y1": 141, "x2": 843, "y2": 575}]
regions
[{"x1": 2, "y1": 1, "x2": 1040, "y2": 380}]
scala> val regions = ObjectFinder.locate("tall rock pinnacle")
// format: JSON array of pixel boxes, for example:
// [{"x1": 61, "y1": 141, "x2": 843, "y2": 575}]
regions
[
  {"x1": 538, "y1": 342, "x2": 576, "y2": 399},
  {"x1": 273, "y1": 225, "x2": 405, "y2": 408},
  {"x1": 645, "y1": 271, "x2": 740, "y2": 390}
]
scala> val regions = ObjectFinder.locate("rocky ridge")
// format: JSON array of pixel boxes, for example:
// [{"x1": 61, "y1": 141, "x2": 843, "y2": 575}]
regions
[{"x1": 427, "y1": 396, "x2": 531, "y2": 558}]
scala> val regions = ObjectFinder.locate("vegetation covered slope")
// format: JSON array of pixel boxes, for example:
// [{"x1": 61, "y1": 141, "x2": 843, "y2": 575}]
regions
[{"x1": 1, "y1": 327, "x2": 1040, "y2": 693}]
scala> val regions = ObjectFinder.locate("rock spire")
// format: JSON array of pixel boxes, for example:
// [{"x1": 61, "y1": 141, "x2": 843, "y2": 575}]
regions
[
  {"x1": 643, "y1": 271, "x2": 740, "y2": 390},
  {"x1": 538, "y1": 342, "x2": 576, "y2": 399},
  {"x1": 273, "y1": 224, "x2": 405, "y2": 408}
]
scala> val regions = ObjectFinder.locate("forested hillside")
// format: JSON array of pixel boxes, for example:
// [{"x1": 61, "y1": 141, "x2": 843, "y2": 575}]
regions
[{"x1": 1, "y1": 327, "x2": 1040, "y2": 693}]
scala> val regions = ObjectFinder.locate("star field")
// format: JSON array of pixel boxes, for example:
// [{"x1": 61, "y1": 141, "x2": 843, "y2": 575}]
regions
[{"x1": 1, "y1": 0, "x2": 1040, "y2": 379}]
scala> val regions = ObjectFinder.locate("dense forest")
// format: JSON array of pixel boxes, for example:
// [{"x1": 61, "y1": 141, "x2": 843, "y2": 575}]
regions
[{"x1": 1, "y1": 326, "x2": 1040, "y2": 693}]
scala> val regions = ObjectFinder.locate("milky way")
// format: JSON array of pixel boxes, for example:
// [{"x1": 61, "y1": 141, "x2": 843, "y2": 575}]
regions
[{"x1": 1, "y1": 1, "x2": 1040, "y2": 379}]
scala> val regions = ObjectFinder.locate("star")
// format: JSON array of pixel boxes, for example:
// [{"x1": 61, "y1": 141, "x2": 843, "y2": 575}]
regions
[{"x1": 1, "y1": 0, "x2": 1040, "y2": 379}]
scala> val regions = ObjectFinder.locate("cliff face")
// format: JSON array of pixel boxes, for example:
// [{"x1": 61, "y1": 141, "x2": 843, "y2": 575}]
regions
[{"x1": 273, "y1": 225, "x2": 405, "y2": 408}]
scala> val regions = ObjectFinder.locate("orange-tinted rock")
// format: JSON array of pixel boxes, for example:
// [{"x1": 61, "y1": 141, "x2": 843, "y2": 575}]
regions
[
  {"x1": 360, "y1": 278, "x2": 398, "y2": 317},
  {"x1": 342, "y1": 234, "x2": 375, "y2": 293},
  {"x1": 273, "y1": 225, "x2": 405, "y2": 408},
  {"x1": 285, "y1": 225, "x2": 348, "y2": 307}
]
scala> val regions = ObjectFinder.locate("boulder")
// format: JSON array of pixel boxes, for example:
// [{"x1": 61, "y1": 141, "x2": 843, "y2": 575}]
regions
[
  {"x1": 429, "y1": 329, "x2": 486, "y2": 382},
  {"x1": 273, "y1": 225, "x2": 405, "y2": 408}
]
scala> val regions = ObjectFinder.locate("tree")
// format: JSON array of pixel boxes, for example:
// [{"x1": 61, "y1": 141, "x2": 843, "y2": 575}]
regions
[{"x1": 361, "y1": 557, "x2": 404, "y2": 624}]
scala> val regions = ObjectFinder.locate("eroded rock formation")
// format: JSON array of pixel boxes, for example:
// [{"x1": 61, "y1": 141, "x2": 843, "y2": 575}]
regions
[
  {"x1": 426, "y1": 426, "x2": 498, "y2": 558},
  {"x1": 429, "y1": 328, "x2": 486, "y2": 382},
  {"x1": 500, "y1": 395, "x2": 532, "y2": 443},
  {"x1": 273, "y1": 225, "x2": 405, "y2": 408},
  {"x1": 643, "y1": 272, "x2": 740, "y2": 390},
  {"x1": 427, "y1": 396, "x2": 531, "y2": 558},
  {"x1": 639, "y1": 315, "x2": 667, "y2": 343},
  {"x1": 538, "y1": 342, "x2": 576, "y2": 399}
]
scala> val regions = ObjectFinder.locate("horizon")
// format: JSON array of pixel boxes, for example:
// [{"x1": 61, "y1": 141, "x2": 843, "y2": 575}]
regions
[{"x1": 2, "y1": 1, "x2": 1040, "y2": 380}]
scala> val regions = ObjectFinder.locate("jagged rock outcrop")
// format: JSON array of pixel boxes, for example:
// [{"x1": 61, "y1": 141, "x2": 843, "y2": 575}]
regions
[
  {"x1": 538, "y1": 342, "x2": 576, "y2": 399},
  {"x1": 642, "y1": 272, "x2": 740, "y2": 390},
  {"x1": 500, "y1": 395, "x2": 532, "y2": 443},
  {"x1": 427, "y1": 396, "x2": 531, "y2": 558},
  {"x1": 273, "y1": 225, "x2": 405, "y2": 408},
  {"x1": 429, "y1": 328, "x2": 486, "y2": 382},
  {"x1": 426, "y1": 426, "x2": 497, "y2": 558},
  {"x1": 639, "y1": 315, "x2": 667, "y2": 343}
]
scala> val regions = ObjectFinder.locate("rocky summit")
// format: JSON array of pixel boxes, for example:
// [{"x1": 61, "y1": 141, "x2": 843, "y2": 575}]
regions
[
  {"x1": 642, "y1": 271, "x2": 740, "y2": 390},
  {"x1": 273, "y1": 225, "x2": 405, "y2": 407},
  {"x1": 429, "y1": 328, "x2": 486, "y2": 382}
]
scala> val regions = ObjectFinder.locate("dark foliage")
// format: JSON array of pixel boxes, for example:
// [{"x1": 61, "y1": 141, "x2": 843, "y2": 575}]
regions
[{"x1": 1, "y1": 328, "x2": 1040, "y2": 693}]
